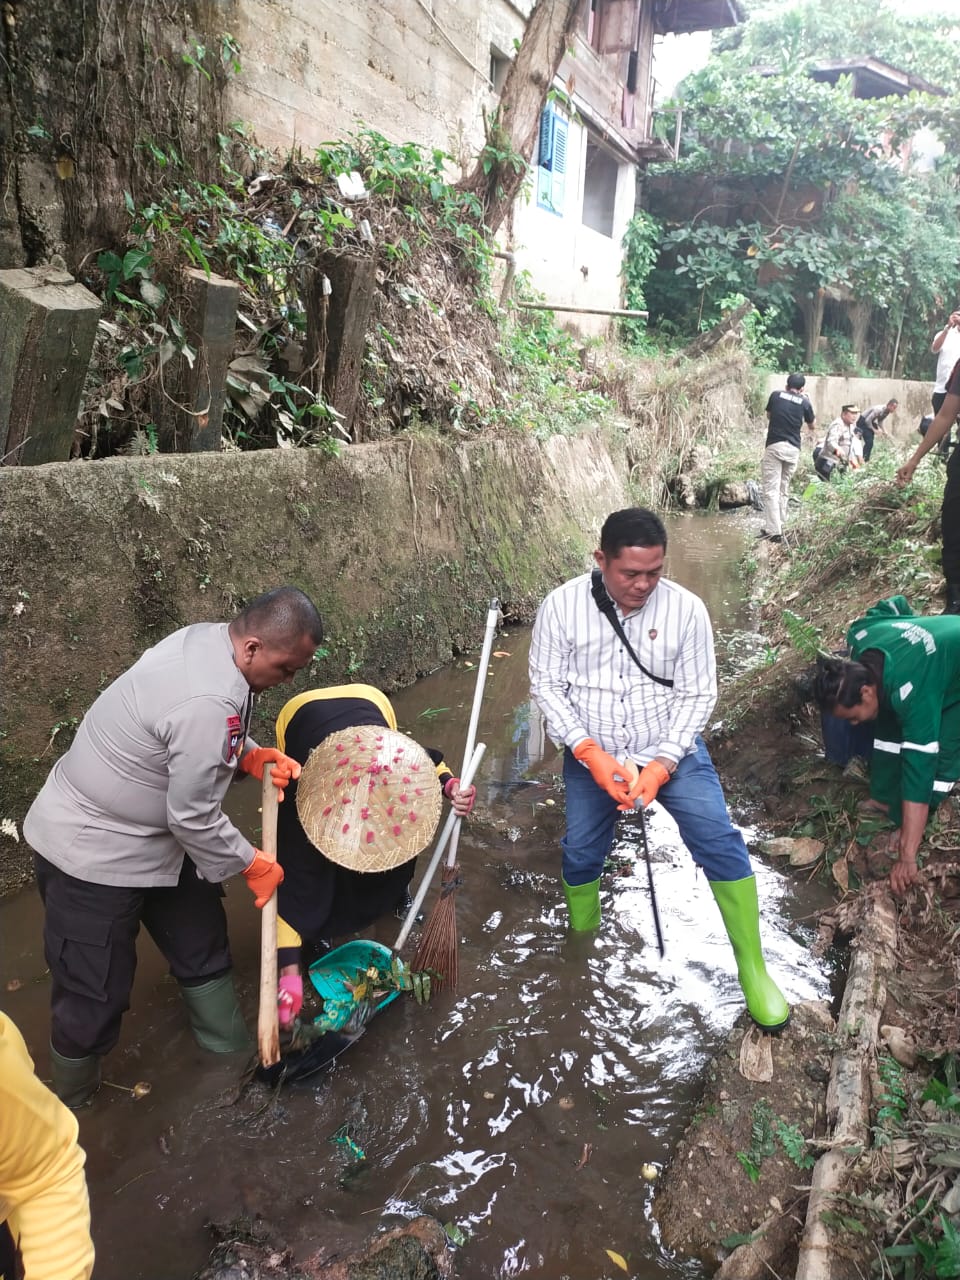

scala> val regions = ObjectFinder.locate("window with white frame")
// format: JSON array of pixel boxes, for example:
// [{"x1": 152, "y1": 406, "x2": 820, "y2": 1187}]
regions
[
  {"x1": 582, "y1": 136, "x2": 619, "y2": 237},
  {"x1": 489, "y1": 45, "x2": 510, "y2": 94}
]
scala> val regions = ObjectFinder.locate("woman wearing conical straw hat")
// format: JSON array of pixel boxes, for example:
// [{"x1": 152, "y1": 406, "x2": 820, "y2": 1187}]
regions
[{"x1": 272, "y1": 684, "x2": 476, "y2": 1028}]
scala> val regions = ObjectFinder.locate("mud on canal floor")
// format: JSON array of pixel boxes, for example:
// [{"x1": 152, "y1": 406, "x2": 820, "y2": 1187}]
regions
[{"x1": 0, "y1": 512, "x2": 839, "y2": 1279}]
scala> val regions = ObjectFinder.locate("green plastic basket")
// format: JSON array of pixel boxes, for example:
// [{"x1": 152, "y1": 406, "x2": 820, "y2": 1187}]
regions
[{"x1": 308, "y1": 939, "x2": 400, "y2": 1031}]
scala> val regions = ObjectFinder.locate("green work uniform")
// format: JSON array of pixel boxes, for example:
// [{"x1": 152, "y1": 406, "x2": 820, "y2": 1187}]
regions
[{"x1": 847, "y1": 596, "x2": 960, "y2": 826}]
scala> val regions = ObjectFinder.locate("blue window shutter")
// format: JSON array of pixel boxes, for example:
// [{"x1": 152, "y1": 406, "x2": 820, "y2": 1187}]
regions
[
  {"x1": 538, "y1": 109, "x2": 554, "y2": 169},
  {"x1": 550, "y1": 117, "x2": 568, "y2": 214}
]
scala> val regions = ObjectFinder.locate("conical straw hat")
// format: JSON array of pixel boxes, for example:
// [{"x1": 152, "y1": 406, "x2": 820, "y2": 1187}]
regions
[{"x1": 296, "y1": 725, "x2": 442, "y2": 872}]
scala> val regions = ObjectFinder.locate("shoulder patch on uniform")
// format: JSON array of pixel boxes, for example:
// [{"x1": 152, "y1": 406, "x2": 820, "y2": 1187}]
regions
[
  {"x1": 225, "y1": 714, "x2": 244, "y2": 762},
  {"x1": 899, "y1": 682, "x2": 913, "y2": 701}
]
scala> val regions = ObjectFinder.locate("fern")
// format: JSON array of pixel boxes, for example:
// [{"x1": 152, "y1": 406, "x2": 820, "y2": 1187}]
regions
[
  {"x1": 932, "y1": 1214, "x2": 960, "y2": 1278},
  {"x1": 775, "y1": 1118, "x2": 815, "y2": 1169},
  {"x1": 749, "y1": 1099, "x2": 777, "y2": 1158},
  {"x1": 781, "y1": 608, "x2": 823, "y2": 660},
  {"x1": 737, "y1": 1100, "x2": 778, "y2": 1181}
]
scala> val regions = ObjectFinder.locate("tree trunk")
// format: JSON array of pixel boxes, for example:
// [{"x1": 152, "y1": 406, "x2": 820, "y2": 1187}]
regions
[
  {"x1": 0, "y1": 1, "x2": 228, "y2": 270},
  {"x1": 798, "y1": 289, "x2": 825, "y2": 367},
  {"x1": 459, "y1": 0, "x2": 581, "y2": 234},
  {"x1": 846, "y1": 299, "x2": 872, "y2": 367},
  {"x1": 677, "y1": 299, "x2": 753, "y2": 362}
]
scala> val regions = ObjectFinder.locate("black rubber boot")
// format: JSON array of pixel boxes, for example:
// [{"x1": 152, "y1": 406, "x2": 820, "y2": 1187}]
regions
[
  {"x1": 50, "y1": 1045, "x2": 102, "y2": 1108},
  {"x1": 944, "y1": 583, "x2": 960, "y2": 615},
  {"x1": 180, "y1": 972, "x2": 252, "y2": 1053}
]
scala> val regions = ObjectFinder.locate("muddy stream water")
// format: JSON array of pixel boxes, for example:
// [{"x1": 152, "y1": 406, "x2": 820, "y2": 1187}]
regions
[{"x1": 0, "y1": 511, "x2": 834, "y2": 1279}]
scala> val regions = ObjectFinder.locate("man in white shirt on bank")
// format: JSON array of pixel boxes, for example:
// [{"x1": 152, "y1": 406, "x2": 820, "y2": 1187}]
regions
[
  {"x1": 529, "y1": 507, "x2": 788, "y2": 1030},
  {"x1": 931, "y1": 311, "x2": 960, "y2": 457}
]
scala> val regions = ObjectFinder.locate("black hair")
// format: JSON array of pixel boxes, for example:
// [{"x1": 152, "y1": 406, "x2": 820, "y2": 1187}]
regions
[
  {"x1": 786, "y1": 372, "x2": 806, "y2": 390},
  {"x1": 599, "y1": 507, "x2": 667, "y2": 556},
  {"x1": 234, "y1": 586, "x2": 324, "y2": 646},
  {"x1": 813, "y1": 652, "x2": 880, "y2": 711}
]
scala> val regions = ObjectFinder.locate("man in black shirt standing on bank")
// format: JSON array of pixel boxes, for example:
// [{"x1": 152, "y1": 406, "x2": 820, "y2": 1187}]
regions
[{"x1": 761, "y1": 372, "x2": 816, "y2": 542}]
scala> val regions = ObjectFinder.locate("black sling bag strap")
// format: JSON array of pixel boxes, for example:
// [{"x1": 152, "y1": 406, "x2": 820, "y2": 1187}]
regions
[{"x1": 590, "y1": 568, "x2": 674, "y2": 689}]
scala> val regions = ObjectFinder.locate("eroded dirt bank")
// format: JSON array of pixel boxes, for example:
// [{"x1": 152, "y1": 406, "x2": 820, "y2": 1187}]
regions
[{"x1": 655, "y1": 473, "x2": 960, "y2": 1280}]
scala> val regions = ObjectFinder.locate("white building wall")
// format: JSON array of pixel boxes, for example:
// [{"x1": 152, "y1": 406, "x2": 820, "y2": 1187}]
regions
[
  {"x1": 512, "y1": 115, "x2": 636, "y2": 336},
  {"x1": 222, "y1": 0, "x2": 638, "y2": 333}
]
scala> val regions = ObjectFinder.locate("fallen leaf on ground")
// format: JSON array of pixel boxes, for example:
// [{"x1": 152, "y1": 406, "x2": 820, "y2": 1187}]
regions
[
  {"x1": 881, "y1": 1025, "x2": 918, "y2": 1068},
  {"x1": 605, "y1": 1249, "x2": 629, "y2": 1272},
  {"x1": 762, "y1": 836, "x2": 824, "y2": 865},
  {"x1": 739, "y1": 1024, "x2": 774, "y2": 1082}
]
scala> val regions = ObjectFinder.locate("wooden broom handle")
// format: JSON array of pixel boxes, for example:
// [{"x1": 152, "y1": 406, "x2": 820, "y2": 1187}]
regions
[{"x1": 257, "y1": 763, "x2": 281, "y2": 1067}]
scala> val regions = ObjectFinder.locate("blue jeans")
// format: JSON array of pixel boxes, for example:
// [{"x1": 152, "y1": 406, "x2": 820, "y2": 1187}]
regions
[{"x1": 561, "y1": 737, "x2": 753, "y2": 886}]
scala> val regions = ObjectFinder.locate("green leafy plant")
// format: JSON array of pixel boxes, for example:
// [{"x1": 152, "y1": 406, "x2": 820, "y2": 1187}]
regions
[
  {"x1": 781, "y1": 609, "x2": 823, "y2": 661},
  {"x1": 874, "y1": 1053, "x2": 909, "y2": 1147},
  {"x1": 736, "y1": 1099, "x2": 778, "y2": 1182},
  {"x1": 774, "y1": 1118, "x2": 815, "y2": 1169},
  {"x1": 620, "y1": 211, "x2": 661, "y2": 350}
]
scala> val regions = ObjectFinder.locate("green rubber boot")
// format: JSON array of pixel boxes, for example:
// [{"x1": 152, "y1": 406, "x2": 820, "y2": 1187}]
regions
[
  {"x1": 562, "y1": 877, "x2": 601, "y2": 932},
  {"x1": 709, "y1": 877, "x2": 790, "y2": 1031},
  {"x1": 180, "y1": 972, "x2": 252, "y2": 1053},
  {"x1": 50, "y1": 1045, "x2": 102, "y2": 1109}
]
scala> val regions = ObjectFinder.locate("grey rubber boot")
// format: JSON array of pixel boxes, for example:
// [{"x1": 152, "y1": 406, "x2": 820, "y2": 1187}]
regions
[
  {"x1": 180, "y1": 972, "x2": 252, "y2": 1053},
  {"x1": 50, "y1": 1045, "x2": 102, "y2": 1109}
]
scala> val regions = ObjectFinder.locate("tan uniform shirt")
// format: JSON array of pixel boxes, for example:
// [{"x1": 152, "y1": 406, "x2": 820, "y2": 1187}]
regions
[{"x1": 24, "y1": 623, "x2": 257, "y2": 886}]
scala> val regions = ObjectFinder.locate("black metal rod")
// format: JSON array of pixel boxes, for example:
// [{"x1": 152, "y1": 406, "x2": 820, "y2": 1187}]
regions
[{"x1": 637, "y1": 806, "x2": 665, "y2": 958}]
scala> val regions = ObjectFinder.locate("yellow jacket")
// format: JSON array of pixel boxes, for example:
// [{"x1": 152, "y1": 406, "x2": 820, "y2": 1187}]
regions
[{"x1": 0, "y1": 1013, "x2": 94, "y2": 1279}]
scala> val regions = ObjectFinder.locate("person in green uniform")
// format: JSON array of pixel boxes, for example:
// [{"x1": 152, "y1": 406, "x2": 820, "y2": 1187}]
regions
[{"x1": 814, "y1": 596, "x2": 960, "y2": 895}]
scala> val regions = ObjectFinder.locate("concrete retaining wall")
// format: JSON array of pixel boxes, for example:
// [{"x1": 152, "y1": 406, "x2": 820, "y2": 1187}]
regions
[
  {"x1": 0, "y1": 429, "x2": 628, "y2": 887},
  {"x1": 763, "y1": 374, "x2": 933, "y2": 441}
]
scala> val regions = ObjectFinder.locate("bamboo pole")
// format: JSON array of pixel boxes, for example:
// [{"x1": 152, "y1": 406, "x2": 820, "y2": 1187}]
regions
[
  {"x1": 794, "y1": 889, "x2": 898, "y2": 1280},
  {"x1": 514, "y1": 303, "x2": 649, "y2": 318}
]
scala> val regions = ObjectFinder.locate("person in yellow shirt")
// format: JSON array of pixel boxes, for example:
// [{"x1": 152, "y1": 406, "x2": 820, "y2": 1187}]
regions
[{"x1": 0, "y1": 1012, "x2": 94, "y2": 1279}]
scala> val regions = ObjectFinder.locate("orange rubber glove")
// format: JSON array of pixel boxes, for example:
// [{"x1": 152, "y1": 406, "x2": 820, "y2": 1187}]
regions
[
  {"x1": 619, "y1": 759, "x2": 671, "y2": 812},
  {"x1": 243, "y1": 847, "x2": 284, "y2": 908},
  {"x1": 238, "y1": 747, "x2": 301, "y2": 801},
  {"x1": 572, "y1": 738, "x2": 632, "y2": 804}
]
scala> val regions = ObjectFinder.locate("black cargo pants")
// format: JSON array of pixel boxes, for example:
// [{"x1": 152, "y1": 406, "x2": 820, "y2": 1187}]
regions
[
  {"x1": 942, "y1": 445, "x2": 960, "y2": 587},
  {"x1": 35, "y1": 854, "x2": 233, "y2": 1058}
]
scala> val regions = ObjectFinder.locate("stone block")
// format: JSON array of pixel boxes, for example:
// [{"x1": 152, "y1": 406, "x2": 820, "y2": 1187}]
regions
[
  {"x1": 0, "y1": 266, "x2": 101, "y2": 466},
  {"x1": 176, "y1": 267, "x2": 241, "y2": 452}
]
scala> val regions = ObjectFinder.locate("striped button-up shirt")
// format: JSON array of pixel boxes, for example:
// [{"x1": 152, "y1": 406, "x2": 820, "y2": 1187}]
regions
[{"x1": 529, "y1": 571, "x2": 717, "y2": 765}]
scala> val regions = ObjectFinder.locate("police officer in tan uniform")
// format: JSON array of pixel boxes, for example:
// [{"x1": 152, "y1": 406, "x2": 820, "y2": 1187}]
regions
[{"x1": 24, "y1": 586, "x2": 323, "y2": 1107}]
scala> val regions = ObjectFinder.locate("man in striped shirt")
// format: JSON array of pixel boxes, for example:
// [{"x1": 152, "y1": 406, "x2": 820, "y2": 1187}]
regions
[
  {"x1": 529, "y1": 507, "x2": 789, "y2": 1030},
  {"x1": 814, "y1": 595, "x2": 960, "y2": 895}
]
